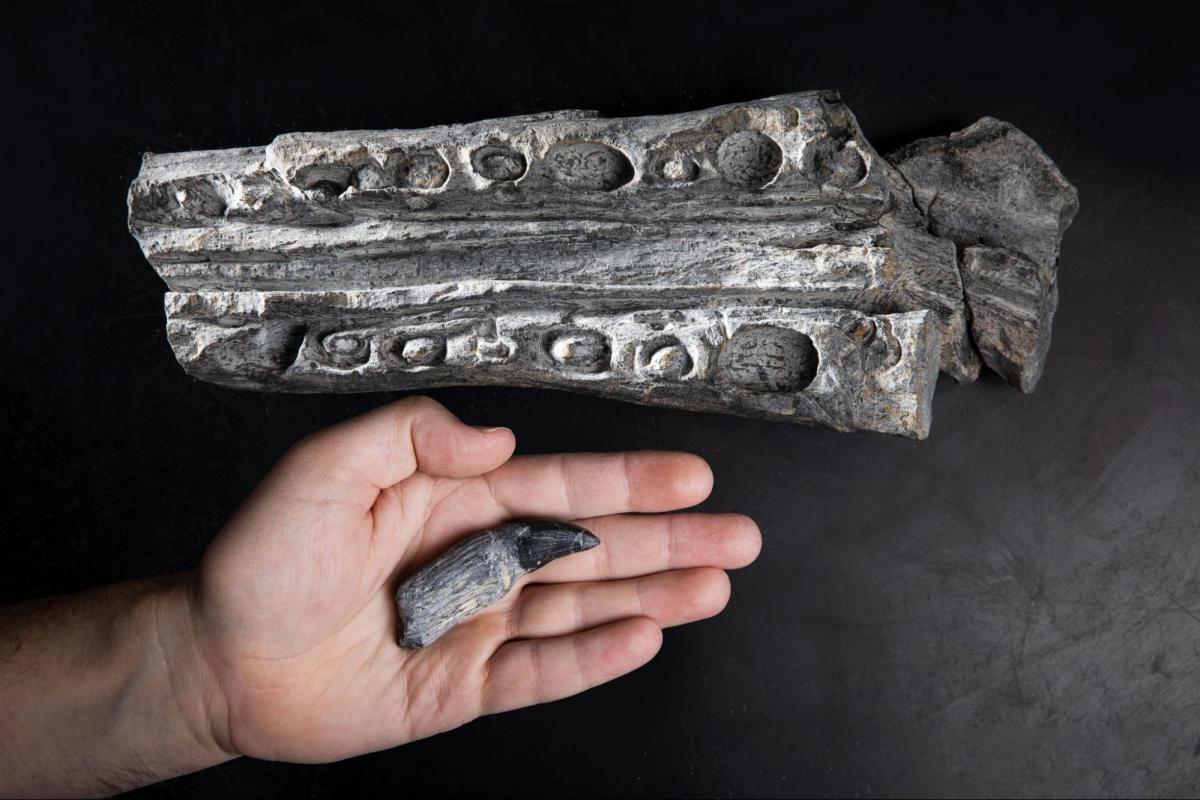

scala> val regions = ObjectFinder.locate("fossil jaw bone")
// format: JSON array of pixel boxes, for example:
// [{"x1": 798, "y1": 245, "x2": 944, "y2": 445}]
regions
[{"x1": 127, "y1": 91, "x2": 1078, "y2": 436}]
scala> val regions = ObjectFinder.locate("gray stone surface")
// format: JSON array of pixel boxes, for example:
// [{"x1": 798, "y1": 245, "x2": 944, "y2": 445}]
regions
[
  {"x1": 396, "y1": 520, "x2": 598, "y2": 648},
  {"x1": 128, "y1": 92, "x2": 1078, "y2": 434}
]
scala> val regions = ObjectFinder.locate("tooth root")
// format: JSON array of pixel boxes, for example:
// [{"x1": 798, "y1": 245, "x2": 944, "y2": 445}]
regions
[{"x1": 396, "y1": 520, "x2": 599, "y2": 649}]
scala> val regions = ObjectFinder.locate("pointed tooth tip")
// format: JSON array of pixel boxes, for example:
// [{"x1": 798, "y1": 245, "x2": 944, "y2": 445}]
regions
[
  {"x1": 512, "y1": 520, "x2": 600, "y2": 570},
  {"x1": 576, "y1": 526, "x2": 601, "y2": 550},
  {"x1": 547, "y1": 520, "x2": 600, "y2": 551}
]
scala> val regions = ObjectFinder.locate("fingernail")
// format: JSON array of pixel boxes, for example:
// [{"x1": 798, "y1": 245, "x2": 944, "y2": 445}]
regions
[{"x1": 473, "y1": 425, "x2": 512, "y2": 435}]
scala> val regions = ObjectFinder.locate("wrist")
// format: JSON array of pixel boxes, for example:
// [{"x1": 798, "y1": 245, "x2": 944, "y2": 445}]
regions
[
  {"x1": 148, "y1": 573, "x2": 239, "y2": 763},
  {"x1": 0, "y1": 575, "x2": 239, "y2": 796}
]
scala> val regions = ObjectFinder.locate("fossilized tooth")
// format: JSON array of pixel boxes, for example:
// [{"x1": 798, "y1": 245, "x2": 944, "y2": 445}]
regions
[
  {"x1": 396, "y1": 520, "x2": 599, "y2": 648},
  {"x1": 889, "y1": 117, "x2": 1079, "y2": 392}
]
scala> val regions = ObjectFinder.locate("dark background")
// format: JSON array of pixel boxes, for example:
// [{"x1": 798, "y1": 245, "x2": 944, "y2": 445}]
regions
[{"x1": 3, "y1": 2, "x2": 1198, "y2": 796}]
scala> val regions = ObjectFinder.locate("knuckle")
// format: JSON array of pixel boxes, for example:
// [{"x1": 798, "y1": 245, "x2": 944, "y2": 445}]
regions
[{"x1": 399, "y1": 394, "x2": 441, "y2": 413}]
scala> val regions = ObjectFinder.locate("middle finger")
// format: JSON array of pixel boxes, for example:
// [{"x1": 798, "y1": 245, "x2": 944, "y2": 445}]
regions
[{"x1": 522, "y1": 512, "x2": 761, "y2": 585}]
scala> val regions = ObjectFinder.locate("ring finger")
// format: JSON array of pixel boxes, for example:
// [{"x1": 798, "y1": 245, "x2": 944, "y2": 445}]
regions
[{"x1": 508, "y1": 567, "x2": 732, "y2": 640}]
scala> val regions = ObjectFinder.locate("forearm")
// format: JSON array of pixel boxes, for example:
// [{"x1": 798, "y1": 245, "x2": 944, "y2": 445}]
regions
[{"x1": 0, "y1": 574, "x2": 234, "y2": 797}]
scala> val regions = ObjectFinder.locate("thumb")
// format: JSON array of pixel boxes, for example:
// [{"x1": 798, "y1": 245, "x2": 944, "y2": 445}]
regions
[{"x1": 279, "y1": 396, "x2": 516, "y2": 500}]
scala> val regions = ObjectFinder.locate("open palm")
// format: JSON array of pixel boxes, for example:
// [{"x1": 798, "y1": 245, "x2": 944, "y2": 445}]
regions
[{"x1": 189, "y1": 397, "x2": 760, "y2": 762}]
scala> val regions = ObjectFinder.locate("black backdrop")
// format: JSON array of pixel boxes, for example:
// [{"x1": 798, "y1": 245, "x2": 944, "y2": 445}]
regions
[{"x1": 3, "y1": 2, "x2": 1198, "y2": 797}]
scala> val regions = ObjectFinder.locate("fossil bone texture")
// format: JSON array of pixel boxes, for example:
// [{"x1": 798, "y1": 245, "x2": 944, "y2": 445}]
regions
[
  {"x1": 127, "y1": 91, "x2": 1078, "y2": 438},
  {"x1": 396, "y1": 520, "x2": 598, "y2": 648},
  {"x1": 889, "y1": 118, "x2": 1079, "y2": 392}
]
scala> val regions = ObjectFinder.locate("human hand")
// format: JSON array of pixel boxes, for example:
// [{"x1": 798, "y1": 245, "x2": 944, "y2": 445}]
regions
[{"x1": 189, "y1": 397, "x2": 761, "y2": 763}]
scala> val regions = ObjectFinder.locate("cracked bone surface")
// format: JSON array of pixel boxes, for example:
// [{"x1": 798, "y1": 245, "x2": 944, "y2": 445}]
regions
[
  {"x1": 889, "y1": 117, "x2": 1079, "y2": 392},
  {"x1": 128, "y1": 91, "x2": 1077, "y2": 437},
  {"x1": 396, "y1": 520, "x2": 599, "y2": 648}
]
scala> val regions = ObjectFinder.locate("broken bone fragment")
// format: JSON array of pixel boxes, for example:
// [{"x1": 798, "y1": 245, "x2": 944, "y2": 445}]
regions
[
  {"x1": 959, "y1": 246, "x2": 1058, "y2": 392},
  {"x1": 889, "y1": 117, "x2": 1078, "y2": 392},
  {"x1": 396, "y1": 520, "x2": 599, "y2": 648}
]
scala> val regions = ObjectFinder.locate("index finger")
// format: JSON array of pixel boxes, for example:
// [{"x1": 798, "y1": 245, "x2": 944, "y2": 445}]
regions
[
  {"x1": 483, "y1": 451, "x2": 713, "y2": 521},
  {"x1": 402, "y1": 451, "x2": 714, "y2": 564}
]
